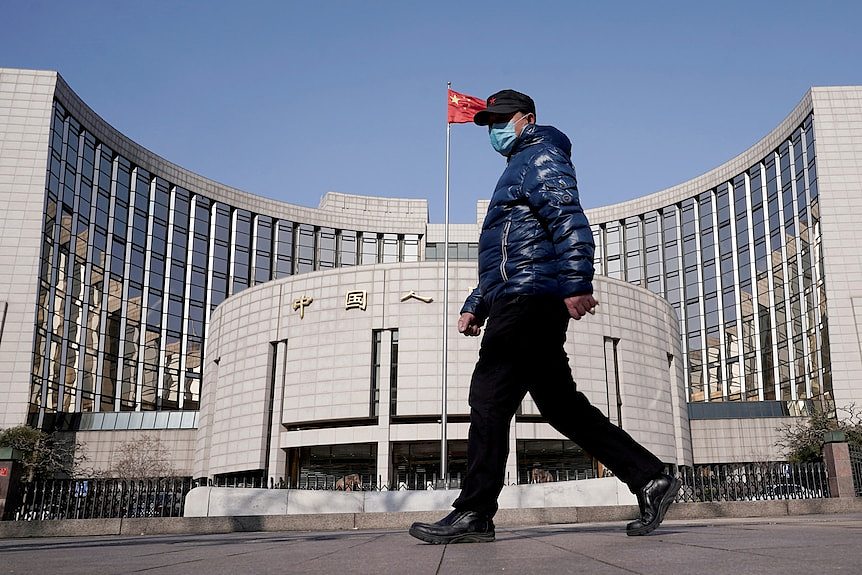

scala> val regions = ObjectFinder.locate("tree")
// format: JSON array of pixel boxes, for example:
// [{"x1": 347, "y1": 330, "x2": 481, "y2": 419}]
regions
[
  {"x1": 776, "y1": 404, "x2": 862, "y2": 463},
  {"x1": 110, "y1": 434, "x2": 177, "y2": 478},
  {"x1": 0, "y1": 425, "x2": 87, "y2": 482}
]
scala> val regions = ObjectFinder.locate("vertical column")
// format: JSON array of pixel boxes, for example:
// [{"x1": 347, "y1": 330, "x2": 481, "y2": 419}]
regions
[
  {"x1": 266, "y1": 339, "x2": 288, "y2": 486},
  {"x1": 203, "y1": 202, "x2": 218, "y2": 346},
  {"x1": 505, "y1": 418, "x2": 517, "y2": 487},
  {"x1": 376, "y1": 440, "x2": 391, "y2": 489},
  {"x1": 76, "y1": 135, "x2": 100, "y2": 413},
  {"x1": 744, "y1": 170, "x2": 766, "y2": 400},
  {"x1": 798, "y1": 122, "x2": 819, "y2": 400},
  {"x1": 376, "y1": 330, "x2": 392, "y2": 487},
  {"x1": 711, "y1": 188, "x2": 729, "y2": 400},
  {"x1": 228, "y1": 208, "x2": 238, "y2": 295},
  {"x1": 179, "y1": 194, "x2": 197, "y2": 409},
  {"x1": 667, "y1": 352, "x2": 689, "y2": 466},
  {"x1": 667, "y1": 206, "x2": 690, "y2": 402},
  {"x1": 118, "y1": 167, "x2": 140, "y2": 410},
  {"x1": 762, "y1": 154, "x2": 782, "y2": 399},
  {"x1": 774, "y1": 146, "x2": 796, "y2": 400},
  {"x1": 0, "y1": 302, "x2": 7, "y2": 346},
  {"x1": 54, "y1": 116, "x2": 74, "y2": 414},
  {"x1": 134, "y1": 177, "x2": 156, "y2": 410},
  {"x1": 604, "y1": 336, "x2": 621, "y2": 425},
  {"x1": 728, "y1": 179, "x2": 746, "y2": 399},
  {"x1": 692, "y1": 198, "x2": 709, "y2": 400},
  {"x1": 156, "y1": 187, "x2": 177, "y2": 408},
  {"x1": 250, "y1": 214, "x2": 259, "y2": 282},
  {"x1": 63, "y1": 122, "x2": 85, "y2": 413},
  {"x1": 90, "y1": 147, "x2": 110, "y2": 414}
]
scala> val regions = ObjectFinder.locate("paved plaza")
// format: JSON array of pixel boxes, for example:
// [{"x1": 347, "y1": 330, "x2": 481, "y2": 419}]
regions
[{"x1": 1, "y1": 513, "x2": 861, "y2": 574}]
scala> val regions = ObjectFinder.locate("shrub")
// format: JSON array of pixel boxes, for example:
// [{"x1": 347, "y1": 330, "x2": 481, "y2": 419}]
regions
[{"x1": 776, "y1": 405, "x2": 862, "y2": 463}]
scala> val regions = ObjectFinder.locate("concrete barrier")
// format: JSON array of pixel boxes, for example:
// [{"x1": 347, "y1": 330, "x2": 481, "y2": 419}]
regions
[{"x1": 184, "y1": 476, "x2": 638, "y2": 517}]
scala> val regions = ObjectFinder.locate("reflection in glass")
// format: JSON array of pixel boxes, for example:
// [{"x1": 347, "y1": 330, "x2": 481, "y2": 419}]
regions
[
  {"x1": 29, "y1": 104, "x2": 832, "y2": 429},
  {"x1": 275, "y1": 220, "x2": 294, "y2": 277},
  {"x1": 232, "y1": 210, "x2": 251, "y2": 292},
  {"x1": 254, "y1": 215, "x2": 273, "y2": 284}
]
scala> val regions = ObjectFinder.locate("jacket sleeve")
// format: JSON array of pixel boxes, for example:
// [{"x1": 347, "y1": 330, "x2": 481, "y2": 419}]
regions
[
  {"x1": 521, "y1": 150, "x2": 595, "y2": 296},
  {"x1": 460, "y1": 287, "x2": 489, "y2": 323}
]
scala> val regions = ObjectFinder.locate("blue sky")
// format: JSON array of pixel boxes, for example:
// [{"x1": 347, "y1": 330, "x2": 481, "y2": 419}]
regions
[{"x1": 3, "y1": 1, "x2": 861, "y2": 223}]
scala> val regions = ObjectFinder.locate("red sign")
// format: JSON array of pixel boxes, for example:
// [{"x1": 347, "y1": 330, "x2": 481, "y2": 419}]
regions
[{"x1": 0, "y1": 467, "x2": 8, "y2": 477}]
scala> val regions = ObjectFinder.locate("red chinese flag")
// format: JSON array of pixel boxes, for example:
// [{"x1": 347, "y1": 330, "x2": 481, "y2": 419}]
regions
[{"x1": 447, "y1": 89, "x2": 486, "y2": 124}]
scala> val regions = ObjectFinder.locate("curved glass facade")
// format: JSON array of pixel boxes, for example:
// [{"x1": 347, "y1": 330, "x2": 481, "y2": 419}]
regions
[
  {"x1": 30, "y1": 101, "x2": 421, "y2": 425},
  {"x1": 590, "y1": 115, "x2": 830, "y2": 408},
  {"x1": 22, "y1": 87, "x2": 835, "y2": 430}
]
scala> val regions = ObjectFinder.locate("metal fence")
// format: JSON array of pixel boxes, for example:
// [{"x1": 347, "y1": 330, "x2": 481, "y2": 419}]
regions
[
  {"x1": 850, "y1": 444, "x2": 862, "y2": 496},
  {"x1": 12, "y1": 477, "x2": 195, "y2": 520},
  {"x1": 214, "y1": 469, "x2": 599, "y2": 491},
  {"x1": 676, "y1": 462, "x2": 829, "y2": 502},
  {"x1": 212, "y1": 472, "x2": 463, "y2": 491},
  {"x1": 8, "y1": 461, "x2": 837, "y2": 521}
]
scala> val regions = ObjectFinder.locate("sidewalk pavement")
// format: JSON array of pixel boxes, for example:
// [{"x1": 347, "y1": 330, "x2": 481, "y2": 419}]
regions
[{"x1": 2, "y1": 513, "x2": 861, "y2": 575}]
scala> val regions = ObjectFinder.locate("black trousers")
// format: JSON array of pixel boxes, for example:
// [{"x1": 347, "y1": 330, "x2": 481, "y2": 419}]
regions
[{"x1": 452, "y1": 294, "x2": 665, "y2": 516}]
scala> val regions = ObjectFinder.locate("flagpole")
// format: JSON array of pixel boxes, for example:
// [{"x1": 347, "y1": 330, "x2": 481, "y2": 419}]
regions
[{"x1": 441, "y1": 81, "x2": 451, "y2": 487}]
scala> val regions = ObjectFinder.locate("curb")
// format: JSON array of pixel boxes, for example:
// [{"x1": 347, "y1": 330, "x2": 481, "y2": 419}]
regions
[{"x1": 1, "y1": 499, "x2": 861, "y2": 539}]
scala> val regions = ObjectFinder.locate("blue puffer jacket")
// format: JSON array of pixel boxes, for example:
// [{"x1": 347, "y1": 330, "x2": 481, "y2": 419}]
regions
[{"x1": 461, "y1": 123, "x2": 595, "y2": 322}]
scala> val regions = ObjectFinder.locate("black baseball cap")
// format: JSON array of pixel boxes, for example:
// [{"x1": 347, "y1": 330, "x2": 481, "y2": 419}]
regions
[{"x1": 473, "y1": 89, "x2": 536, "y2": 125}]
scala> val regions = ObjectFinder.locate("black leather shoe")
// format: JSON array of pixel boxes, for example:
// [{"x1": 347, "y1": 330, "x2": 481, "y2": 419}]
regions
[
  {"x1": 409, "y1": 509, "x2": 495, "y2": 544},
  {"x1": 626, "y1": 474, "x2": 681, "y2": 536}
]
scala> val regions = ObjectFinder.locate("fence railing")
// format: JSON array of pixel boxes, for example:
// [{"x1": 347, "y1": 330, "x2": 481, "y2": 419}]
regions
[
  {"x1": 11, "y1": 477, "x2": 195, "y2": 521},
  {"x1": 8, "y1": 461, "x2": 837, "y2": 521},
  {"x1": 214, "y1": 463, "x2": 832, "y2": 501},
  {"x1": 850, "y1": 444, "x2": 862, "y2": 497},
  {"x1": 211, "y1": 473, "x2": 462, "y2": 491},
  {"x1": 676, "y1": 462, "x2": 829, "y2": 502}
]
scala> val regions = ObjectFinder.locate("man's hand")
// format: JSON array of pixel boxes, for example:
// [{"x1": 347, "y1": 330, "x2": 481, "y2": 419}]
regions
[
  {"x1": 565, "y1": 294, "x2": 599, "y2": 320},
  {"x1": 458, "y1": 312, "x2": 483, "y2": 337}
]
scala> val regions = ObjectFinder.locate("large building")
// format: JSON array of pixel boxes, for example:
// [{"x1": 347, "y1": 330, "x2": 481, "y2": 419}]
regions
[{"x1": 1, "y1": 68, "x2": 861, "y2": 485}]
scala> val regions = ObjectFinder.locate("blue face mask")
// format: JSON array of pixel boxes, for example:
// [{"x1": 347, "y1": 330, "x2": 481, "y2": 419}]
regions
[{"x1": 489, "y1": 115, "x2": 529, "y2": 155}]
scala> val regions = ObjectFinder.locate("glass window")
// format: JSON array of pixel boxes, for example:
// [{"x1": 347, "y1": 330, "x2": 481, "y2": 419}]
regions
[
  {"x1": 699, "y1": 193, "x2": 715, "y2": 264},
  {"x1": 382, "y1": 234, "x2": 398, "y2": 263},
  {"x1": 254, "y1": 216, "x2": 274, "y2": 283},
  {"x1": 129, "y1": 246, "x2": 145, "y2": 285},
  {"x1": 232, "y1": 210, "x2": 251, "y2": 291},
  {"x1": 339, "y1": 230, "x2": 357, "y2": 266},
  {"x1": 181, "y1": 411, "x2": 197, "y2": 428},
  {"x1": 467, "y1": 242, "x2": 478, "y2": 260},
  {"x1": 361, "y1": 233, "x2": 378, "y2": 265},
  {"x1": 403, "y1": 234, "x2": 419, "y2": 262},
  {"x1": 296, "y1": 224, "x2": 315, "y2": 273},
  {"x1": 591, "y1": 227, "x2": 603, "y2": 275},
  {"x1": 167, "y1": 411, "x2": 183, "y2": 428},
  {"x1": 318, "y1": 227, "x2": 336, "y2": 269},
  {"x1": 275, "y1": 220, "x2": 294, "y2": 277},
  {"x1": 605, "y1": 222, "x2": 621, "y2": 257},
  {"x1": 604, "y1": 223, "x2": 621, "y2": 279},
  {"x1": 624, "y1": 217, "x2": 641, "y2": 285},
  {"x1": 113, "y1": 202, "x2": 128, "y2": 240}
]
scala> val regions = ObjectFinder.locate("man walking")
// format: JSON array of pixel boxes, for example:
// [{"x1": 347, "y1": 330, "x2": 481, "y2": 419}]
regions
[{"x1": 409, "y1": 89, "x2": 680, "y2": 544}]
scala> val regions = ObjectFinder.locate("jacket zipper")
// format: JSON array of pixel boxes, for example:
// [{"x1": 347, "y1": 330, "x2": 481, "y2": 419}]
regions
[{"x1": 500, "y1": 220, "x2": 511, "y2": 282}]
